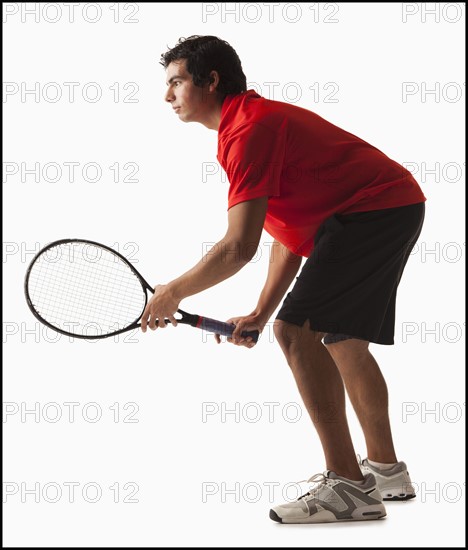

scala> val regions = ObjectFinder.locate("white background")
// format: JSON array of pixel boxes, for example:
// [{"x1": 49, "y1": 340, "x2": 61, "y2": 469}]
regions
[{"x1": 3, "y1": 2, "x2": 465, "y2": 547}]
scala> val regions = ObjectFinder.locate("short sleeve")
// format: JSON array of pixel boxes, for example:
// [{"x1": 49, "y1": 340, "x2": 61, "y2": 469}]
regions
[{"x1": 219, "y1": 121, "x2": 287, "y2": 210}]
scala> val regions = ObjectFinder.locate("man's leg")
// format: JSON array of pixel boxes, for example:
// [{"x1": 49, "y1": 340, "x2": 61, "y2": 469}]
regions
[
  {"x1": 323, "y1": 337, "x2": 398, "y2": 464},
  {"x1": 274, "y1": 319, "x2": 363, "y2": 481}
]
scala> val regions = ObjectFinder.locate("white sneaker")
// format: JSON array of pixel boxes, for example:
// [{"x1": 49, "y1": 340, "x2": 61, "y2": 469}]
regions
[
  {"x1": 270, "y1": 470, "x2": 386, "y2": 524},
  {"x1": 358, "y1": 457, "x2": 416, "y2": 501}
]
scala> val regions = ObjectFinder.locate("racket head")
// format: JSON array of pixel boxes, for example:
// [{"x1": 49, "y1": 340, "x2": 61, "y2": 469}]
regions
[{"x1": 24, "y1": 239, "x2": 152, "y2": 339}]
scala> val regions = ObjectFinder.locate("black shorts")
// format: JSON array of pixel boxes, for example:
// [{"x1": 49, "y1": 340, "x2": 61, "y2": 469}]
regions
[{"x1": 276, "y1": 202, "x2": 426, "y2": 345}]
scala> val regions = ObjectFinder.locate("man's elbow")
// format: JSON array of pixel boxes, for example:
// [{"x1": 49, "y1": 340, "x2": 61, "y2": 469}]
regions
[{"x1": 222, "y1": 238, "x2": 259, "y2": 265}]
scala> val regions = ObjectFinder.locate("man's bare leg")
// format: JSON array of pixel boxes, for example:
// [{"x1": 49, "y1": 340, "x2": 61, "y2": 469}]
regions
[
  {"x1": 323, "y1": 338, "x2": 398, "y2": 464},
  {"x1": 274, "y1": 319, "x2": 363, "y2": 480}
]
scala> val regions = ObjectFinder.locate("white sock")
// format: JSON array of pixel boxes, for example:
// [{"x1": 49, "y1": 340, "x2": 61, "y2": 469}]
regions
[{"x1": 368, "y1": 459, "x2": 398, "y2": 471}]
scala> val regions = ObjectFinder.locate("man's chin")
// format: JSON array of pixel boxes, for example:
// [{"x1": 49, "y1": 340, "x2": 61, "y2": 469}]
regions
[{"x1": 175, "y1": 110, "x2": 194, "y2": 123}]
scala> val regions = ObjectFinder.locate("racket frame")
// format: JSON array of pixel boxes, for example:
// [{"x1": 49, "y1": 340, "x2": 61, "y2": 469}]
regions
[{"x1": 25, "y1": 238, "x2": 155, "y2": 339}]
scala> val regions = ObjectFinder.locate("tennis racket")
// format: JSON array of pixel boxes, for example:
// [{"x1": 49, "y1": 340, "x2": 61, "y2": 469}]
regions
[{"x1": 24, "y1": 239, "x2": 260, "y2": 342}]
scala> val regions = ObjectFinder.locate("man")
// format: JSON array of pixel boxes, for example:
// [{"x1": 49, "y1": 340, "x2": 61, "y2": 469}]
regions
[{"x1": 142, "y1": 35, "x2": 426, "y2": 524}]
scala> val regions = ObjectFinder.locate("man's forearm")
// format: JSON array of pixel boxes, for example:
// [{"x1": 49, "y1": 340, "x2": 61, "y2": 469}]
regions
[
  {"x1": 253, "y1": 241, "x2": 303, "y2": 322},
  {"x1": 168, "y1": 238, "x2": 253, "y2": 300}
]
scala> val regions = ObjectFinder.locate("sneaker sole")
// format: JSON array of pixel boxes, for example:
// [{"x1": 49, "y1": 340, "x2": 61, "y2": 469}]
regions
[
  {"x1": 383, "y1": 493, "x2": 416, "y2": 501},
  {"x1": 269, "y1": 505, "x2": 386, "y2": 524}
]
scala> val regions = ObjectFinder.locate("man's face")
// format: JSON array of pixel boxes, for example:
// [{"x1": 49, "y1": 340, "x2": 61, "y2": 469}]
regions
[{"x1": 164, "y1": 59, "x2": 217, "y2": 124}]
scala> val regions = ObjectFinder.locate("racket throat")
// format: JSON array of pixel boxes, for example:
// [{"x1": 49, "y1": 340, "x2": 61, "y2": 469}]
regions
[{"x1": 176, "y1": 309, "x2": 200, "y2": 327}]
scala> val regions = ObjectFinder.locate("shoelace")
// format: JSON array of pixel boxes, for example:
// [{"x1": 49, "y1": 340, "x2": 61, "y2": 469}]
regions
[{"x1": 296, "y1": 472, "x2": 330, "y2": 500}]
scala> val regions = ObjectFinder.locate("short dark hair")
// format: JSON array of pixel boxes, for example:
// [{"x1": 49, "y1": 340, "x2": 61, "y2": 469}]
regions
[{"x1": 160, "y1": 35, "x2": 247, "y2": 98}]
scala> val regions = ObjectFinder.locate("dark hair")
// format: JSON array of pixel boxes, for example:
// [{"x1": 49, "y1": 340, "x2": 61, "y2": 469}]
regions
[{"x1": 160, "y1": 35, "x2": 247, "y2": 98}]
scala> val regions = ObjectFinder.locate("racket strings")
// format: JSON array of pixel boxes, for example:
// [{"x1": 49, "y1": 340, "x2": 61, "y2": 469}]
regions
[{"x1": 27, "y1": 243, "x2": 146, "y2": 336}]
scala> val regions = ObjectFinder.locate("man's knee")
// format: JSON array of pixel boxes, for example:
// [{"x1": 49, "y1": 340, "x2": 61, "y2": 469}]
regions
[
  {"x1": 274, "y1": 319, "x2": 324, "y2": 357},
  {"x1": 274, "y1": 319, "x2": 300, "y2": 347}
]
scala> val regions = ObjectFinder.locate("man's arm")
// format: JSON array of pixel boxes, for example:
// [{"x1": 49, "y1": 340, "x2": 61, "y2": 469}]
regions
[
  {"x1": 170, "y1": 196, "x2": 268, "y2": 299},
  {"x1": 228, "y1": 239, "x2": 303, "y2": 344},
  {"x1": 140, "y1": 196, "x2": 268, "y2": 331},
  {"x1": 253, "y1": 239, "x2": 303, "y2": 322}
]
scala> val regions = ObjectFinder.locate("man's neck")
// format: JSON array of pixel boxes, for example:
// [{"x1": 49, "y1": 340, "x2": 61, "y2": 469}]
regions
[{"x1": 202, "y1": 97, "x2": 225, "y2": 131}]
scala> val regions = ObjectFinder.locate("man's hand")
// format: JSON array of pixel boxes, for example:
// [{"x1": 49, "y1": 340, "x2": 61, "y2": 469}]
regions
[
  {"x1": 215, "y1": 312, "x2": 267, "y2": 348},
  {"x1": 140, "y1": 284, "x2": 179, "y2": 333}
]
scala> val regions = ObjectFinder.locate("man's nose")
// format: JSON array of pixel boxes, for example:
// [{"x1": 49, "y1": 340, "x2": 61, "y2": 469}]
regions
[{"x1": 164, "y1": 88, "x2": 174, "y2": 103}]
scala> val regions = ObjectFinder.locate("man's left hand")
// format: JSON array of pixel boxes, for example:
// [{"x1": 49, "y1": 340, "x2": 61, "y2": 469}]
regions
[{"x1": 140, "y1": 284, "x2": 179, "y2": 333}]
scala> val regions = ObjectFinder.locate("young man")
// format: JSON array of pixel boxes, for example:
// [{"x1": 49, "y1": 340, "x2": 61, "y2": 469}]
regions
[{"x1": 143, "y1": 35, "x2": 426, "y2": 524}]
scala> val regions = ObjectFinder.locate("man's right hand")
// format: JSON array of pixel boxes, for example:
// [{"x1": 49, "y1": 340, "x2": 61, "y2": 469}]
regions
[{"x1": 214, "y1": 313, "x2": 267, "y2": 348}]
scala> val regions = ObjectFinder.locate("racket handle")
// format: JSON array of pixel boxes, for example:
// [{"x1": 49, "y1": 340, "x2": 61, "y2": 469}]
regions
[{"x1": 199, "y1": 316, "x2": 259, "y2": 343}]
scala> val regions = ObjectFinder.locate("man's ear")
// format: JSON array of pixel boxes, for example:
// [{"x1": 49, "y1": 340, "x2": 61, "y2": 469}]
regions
[{"x1": 208, "y1": 70, "x2": 220, "y2": 92}]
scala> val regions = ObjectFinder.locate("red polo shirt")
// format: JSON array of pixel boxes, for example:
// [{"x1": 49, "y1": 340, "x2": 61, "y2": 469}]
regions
[{"x1": 217, "y1": 90, "x2": 426, "y2": 257}]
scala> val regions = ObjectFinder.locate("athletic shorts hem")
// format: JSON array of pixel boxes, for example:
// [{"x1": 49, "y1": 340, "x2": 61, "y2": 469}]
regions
[{"x1": 275, "y1": 314, "x2": 395, "y2": 346}]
